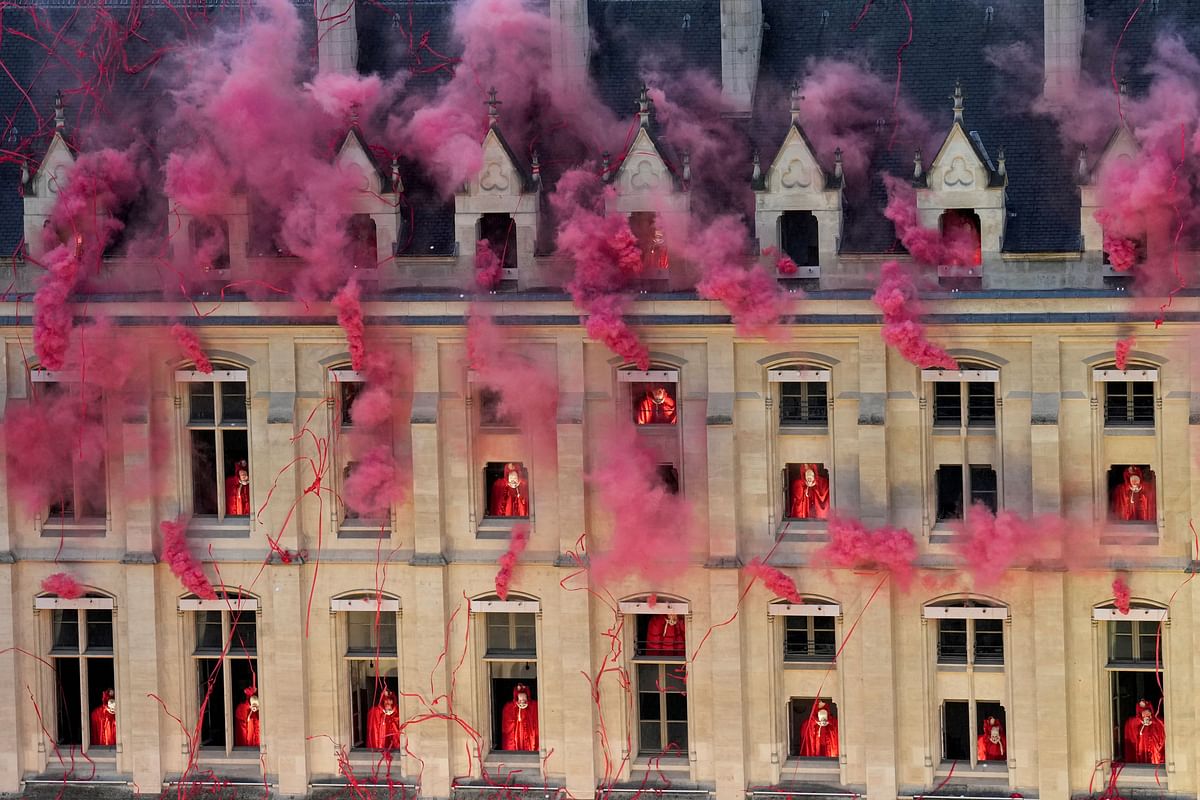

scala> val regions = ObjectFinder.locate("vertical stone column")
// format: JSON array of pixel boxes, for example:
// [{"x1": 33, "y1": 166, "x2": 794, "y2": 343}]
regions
[
  {"x1": 707, "y1": 569, "x2": 746, "y2": 800},
  {"x1": 1043, "y1": 0, "x2": 1083, "y2": 100},
  {"x1": 1030, "y1": 334, "x2": 1062, "y2": 515},
  {"x1": 556, "y1": 336, "x2": 585, "y2": 558},
  {"x1": 859, "y1": 579, "x2": 898, "y2": 800},
  {"x1": 857, "y1": 333, "x2": 889, "y2": 525},
  {"x1": 260, "y1": 336, "x2": 300, "y2": 553},
  {"x1": 122, "y1": 565, "x2": 163, "y2": 791},
  {"x1": 317, "y1": 0, "x2": 358, "y2": 76},
  {"x1": 0, "y1": 567, "x2": 20, "y2": 792},
  {"x1": 549, "y1": 0, "x2": 590, "y2": 94},
  {"x1": 410, "y1": 334, "x2": 444, "y2": 560},
  {"x1": 404, "y1": 566, "x2": 453, "y2": 797},
  {"x1": 1032, "y1": 574, "x2": 1069, "y2": 800},
  {"x1": 265, "y1": 565, "x2": 310, "y2": 796},
  {"x1": 719, "y1": 0, "x2": 763, "y2": 114},
  {"x1": 707, "y1": 338, "x2": 737, "y2": 561}
]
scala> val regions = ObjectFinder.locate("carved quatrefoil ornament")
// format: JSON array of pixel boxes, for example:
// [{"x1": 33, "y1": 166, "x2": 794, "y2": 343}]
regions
[
  {"x1": 780, "y1": 158, "x2": 812, "y2": 189},
  {"x1": 630, "y1": 160, "x2": 661, "y2": 192},
  {"x1": 944, "y1": 156, "x2": 974, "y2": 188},
  {"x1": 480, "y1": 162, "x2": 509, "y2": 192}
]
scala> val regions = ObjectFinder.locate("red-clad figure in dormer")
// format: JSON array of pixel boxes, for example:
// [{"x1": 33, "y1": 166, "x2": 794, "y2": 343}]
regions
[
  {"x1": 798, "y1": 699, "x2": 839, "y2": 758},
  {"x1": 789, "y1": 463, "x2": 830, "y2": 519},
  {"x1": 500, "y1": 683, "x2": 538, "y2": 751},
  {"x1": 645, "y1": 612, "x2": 686, "y2": 656},
  {"x1": 489, "y1": 463, "x2": 529, "y2": 517},
  {"x1": 90, "y1": 688, "x2": 117, "y2": 746},
  {"x1": 366, "y1": 688, "x2": 401, "y2": 750},
  {"x1": 636, "y1": 385, "x2": 677, "y2": 425},
  {"x1": 1112, "y1": 466, "x2": 1155, "y2": 522}
]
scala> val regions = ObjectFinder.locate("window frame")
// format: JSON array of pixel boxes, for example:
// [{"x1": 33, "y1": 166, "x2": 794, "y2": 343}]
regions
[
  {"x1": 183, "y1": 594, "x2": 260, "y2": 756},
  {"x1": 786, "y1": 696, "x2": 840, "y2": 760},
  {"x1": 935, "y1": 464, "x2": 998, "y2": 521},
  {"x1": 940, "y1": 700, "x2": 1007, "y2": 767},
  {"x1": 1094, "y1": 368, "x2": 1157, "y2": 429},
  {"x1": 327, "y1": 369, "x2": 390, "y2": 535},
  {"x1": 1096, "y1": 605, "x2": 1167, "y2": 764},
  {"x1": 621, "y1": 601, "x2": 691, "y2": 759},
  {"x1": 332, "y1": 595, "x2": 402, "y2": 754},
  {"x1": 769, "y1": 368, "x2": 831, "y2": 429},
  {"x1": 40, "y1": 596, "x2": 117, "y2": 753},
  {"x1": 925, "y1": 603, "x2": 1007, "y2": 669},
  {"x1": 176, "y1": 366, "x2": 251, "y2": 528},
  {"x1": 30, "y1": 370, "x2": 110, "y2": 532},
  {"x1": 778, "y1": 210, "x2": 820, "y2": 269},
  {"x1": 922, "y1": 367, "x2": 998, "y2": 429},
  {"x1": 470, "y1": 598, "x2": 541, "y2": 756},
  {"x1": 782, "y1": 615, "x2": 837, "y2": 663}
]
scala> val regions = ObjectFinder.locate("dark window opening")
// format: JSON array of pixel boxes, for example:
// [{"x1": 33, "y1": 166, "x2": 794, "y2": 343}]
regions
[
  {"x1": 936, "y1": 614, "x2": 1003, "y2": 666},
  {"x1": 637, "y1": 662, "x2": 688, "y2": 756},
  {"x1": 479, "y1": 213, "x2": 517, "y2": 269},
  {"x1": 1104, "y1": 381, "x2": 1155, "y2": 427},
  {"x1": 936, "y1": 465, "x2": 963, "y2": 521},
  {"x1": 931, "y1": 379, "x2": 995, "y2": 427},
  {"x1": 337, "y1": 380, "x2": 362, "y2": 428},
  {"x1": 933, "y1": 382, "x2": 962, "y2": 426},
  {"x1": 490, "y1": 672, "x2": 538, "y2": 751},
  {"x1": 629, "y1": 211, "x2": 668, "y2": 271},
  {"x1": 937, "y1": 619, "x2": 968, "y2": 664},
  {"x1": 784, "y1": 463, "x2": 831, "y2": 520},
  {"x1": 348, "y1": 660, "x2": 399, "y2": 750},
  {"x1": 636, "y1": 613, "x2": 687, "y2": 658},
  {"x1": 35, "y1": 381, "x2": 107, "y2": 523},
  {"x1": 349, "y1": 215, "x2": 378, "y2": 269},
  {"x1": 779, "y1": 381, "x2": 827, "y2": 426},
  {"x1": 967, "y1": 382, "x2": 996, "y2": 425},
  {"x1": 1102, "y1": 235, "x2": 1146, "y2": 269},
  {"x1": 970, "y1": 466, "x2": 998, "y2": 514},
  {"x1": 190, "y1": 218, "x2": 231, "y2": 271},
  {"x1": 939, "y1": 209, "x2": 982, "y2": 266},
  {"x1": 1112, "y1": 672, "x2": 1164, "y2": 764},
  {"x1": 974, "y1": 619, "x2": 1004, "y2": 664},
  {"x1": 632, "y1": 382, "x2": 678, "y2": 425},
  {"x1": 485, "y1": 462, "x2": 530, "y2": 518},
  {"x1": 787, "y1": 697, "x2": 839, "y2": 758},
  {"x1": 1107, "y1": 465, "x2": 1156, "y2": 523},
  {"x1": 479, "y1": 387, "x2": 516, "y2": 427},
  {"x1": 780, "y1": 211, "x2": 819, "y2": 268},
  {"x1": 49, "y1": 608, "x2": 116, "y2": 750},
  {"x1": 186, "y1": 375, "x2": 249, "y2": 520},
  {"x1": 248, "y1": 198, "x2": 292, "y2": 257},
  {"x1": 657, "y1": 464, "x2": 680, "y2": 496},
  {"x1": 784, "y1": 616, "x2": 836, "y2": 662},
  {"x1": 942, "y1": 701, "x2": 970, "y2": 761}
]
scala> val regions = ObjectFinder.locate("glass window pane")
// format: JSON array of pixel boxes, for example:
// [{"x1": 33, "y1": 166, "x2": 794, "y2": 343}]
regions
[
  {"x1": 974, "y1": 619, "x2": 1004, "y2": 664},
  {"x1": 665, "y1": 692, "x2": 687, "y2": 720},
  {"x1": 487, "y1": 614, "x2": 510, "y2": 653},
  {"x1": 195, "y1": 610, "x2": 224, "y2": 652},
  {"x1": 513, "y1": 616, "x2": 536, "y2": 654},
  {"x1": 967, "y1": 382, "x2": 996, "y2": 425},
  {"x1": 230, "y1": 614, "x2": 256, "y2": 654},
  {"x1": 639, "y1": 721, "x2": 661, "y2": 751},
  {"x1": 933, "y1": 383, "x2": 962, "y2": 426},
  {"x1": 197, "y1": 658, "x2": 226, "y2": 747},
  {"x1": 938, "y1": 619, "x2": 968, "y2": 663},
  {"x1": 189, "y1": 382, "x2": 215, "y2": 424},
  {"x1": 86, "y1": 610, "x2": 113, "y2": 652},
  {"x1": 1110, "y1": 622, "x2": 1134, "y2": 662},
  {"x1": 665, "y1": 722, "x2": 689, "y2": 751},
  {"x1": 52, "y1": 610, "x2": 80, "y2": 652},
  {"x1": 339, "y1": 381, "x2": 362, "y2": 428},
  {"x1": 190, "y1": 429, "x2": 218, "y2": 516},
  {"x1": 639, "y1": 692, "x2": 661, "y2": 721},
  {"x1": 221, "y1": 382, "x2": 247, "y2": 424},
  {"x1": 53, "y1": 657, "x2": 82, "y2": 745}
]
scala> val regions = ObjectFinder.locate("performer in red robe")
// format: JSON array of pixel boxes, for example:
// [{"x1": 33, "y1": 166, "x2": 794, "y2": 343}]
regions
[
  {"x1": 366, "y1": 688, "x2": 401, "y2": 750},
  {"x1": 976, "y1": 715, "x2": 1006, "y2": 762},
  {"x1": 1123, "y1": 699, "x2": 1165, "y2": 764},
  {"x1": 798, "y1": 699, "x2": 839, "y2": 758},
  {"x1": 1112, "y1": 466, "x2": 1155, "y2": 522},
  {"x1": 636, "y1": 386, "x2": 677, "y2": 425},
  {"x1": 500, "y1": 684, "x2": 538, "y2": 751},
  {"x1": 789, "y1": 464, "x2": 830, "y2": 519},
  {"x1": 489, "y1": 463, "x2": 529, "y2": 517},
  {"x1": 941, "y1": 209, "x2": 982, "y2": 266},
  {"x1": 226, "y1": 461, "x2": 251, "y2": 516},
  {"x1": 234, "y1": 687, "x2": 261, "y2": 747},
  {"x1": 90, "y1": 688, "x2": 117, "y2": 747},
  {"x1": 648, "y1": 229, "x2": 669, "y2": 270},
  {"x1": 645, "y1": 613, "x2": 686, "y2": 656}
]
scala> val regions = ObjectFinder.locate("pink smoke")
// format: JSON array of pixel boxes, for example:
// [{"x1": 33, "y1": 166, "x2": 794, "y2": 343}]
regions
[
  {"x1": 883, "y1": 175, "x2": 980, "y2": 267},
  {"x1": 872, "y1": 261, "x2": 957, "y2": 369},
  {"x1": 587, "y1": 424, "x2": 695, "y2": 585},
  {"x1": 494, "y1": 523, "x2": 531, "y2": 600},
  {"x1": 475, "y1": 240, "x2": 504, "y2": 291},
  {"x1": 688, "y1": 215, "x2": 792, "y2": 338},
  {"x1": 41, "y1": 572, "x2": 84, "y2": 599},
  {"x1": 34, "y1": 148, "x2": 141, "y2": 370},
  {"x1": 744, "y1": 558, "x2": 802, "y2": 604},
  {"x1": 551, "y1": 169, "x2": 651, "y2": 368},
  {"x1": 333, "y1": 279, "x2": 366, "y2": 371},
  {"x1": 161, "y1": 516, "x2": 217, "y2": 600},
  {"x1": 950, "y1": 504, "x2": 1090, "y2": 588},
  {"x1": 171, "y1": 324, "x2": 213, "y2": 373},
  {"x1": 164, "y1": 144, "x2": 235, "y2": 218},
  {"x1": 763, "y1": 247, "x2": 799, "y2": 276},
  {"x1": 1113, "y1": 576, "x2": 1132, "y2": 615},
  {"x1": 338, "y1": 350, "x2": 408, "y2": 519},
  {"x1": 815, "y1": 517, "x2": 918, "y2": 590},
  {"x1": 1115, "y1": 336, "x2": 1136, "y2": 370}
]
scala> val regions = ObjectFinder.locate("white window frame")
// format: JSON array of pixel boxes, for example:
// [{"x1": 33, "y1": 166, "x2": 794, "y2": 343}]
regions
[
  {"x1": 327, "y1": 369, "x2": 389, "y2": 534},
  {"x1": 41, "y1": 598, "x2": 116, "y2": 753},
  {"x1": 176, "y1": 367, "x2": 251, "y2": 527},
  {"x1": 31, "y1": 370, "x2": 109, "y2": 531},
  {"x1": 621, "y1": 602, "x2": 691, "y2": 760},
  {"x1": 332, "y1": 595, "x2": 403, "y2": 754},
  {"x1": 183, "y1": 594, "x2": 260, "y2": 756},
  {"x1": 471, "y1": 599, "x2": 541, "y2": 756},
  {"x1": 1097, "y1": 606, "x2": 1167, "y2": 764}
]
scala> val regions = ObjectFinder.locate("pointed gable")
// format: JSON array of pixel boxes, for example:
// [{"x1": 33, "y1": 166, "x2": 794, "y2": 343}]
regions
[
  {"x1": 27, "y1": 131, "x2": 76, "y2": 199},
  {"x1": 615, "y1": 126, "x2": 675, "y2": 197},
  {"x1": 925, "y1": 124, "x2": 1002, "y2": 194},
  {"x1": 1089, "y1": 124, "x2": 1138, "y2": 182},
  {"x1": 766, "y1": 124, "x2": 829, "y2": 195},
  {"x1": 470, "y1": 126, "x2": 530, "y2": 198},
  {"x1": 336, "y1": 128, "x2": 386, "y2": 196},
  {"x1": 1080, "y1": 123, "x2": 1140, "y2": 260}
]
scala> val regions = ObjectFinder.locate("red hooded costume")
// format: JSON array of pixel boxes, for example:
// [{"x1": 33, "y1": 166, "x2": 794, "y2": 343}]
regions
[
  {"x1": 636, "y1": 386, "x2": 677, "y2": 425},
  {"x1": 366, "y1": 688, "x2": 402, "y2": 750},
  {"x1": 798, "y1": 699, "x2": 839, "y2": 758},
  {"x1": 788, "y1": 464, "x2": 830, "y2": 519},
  {"x1": 90, "y1": 689, "x2": 117, "y2": 746},
  {"x1": 1112, "y1": 466, "x2": 1155, "y2": 522},
  {"x1": 1123, "y1": 699, "x2": 1165, "y2": 765},
  {"x1": 234, "y1": 687, "x2": 261, "y2": 747},
  {"x1": 645, "y1": 613, "x2": 686, "y2": 656},
  {"x1": 489, "y1": 463, "x2": 529, "y2": 517},
  {"x1": 976, "y1": 716, "x2": 1006, "y2": 762},
  {"x1": 500, "y1": 683, "x2": 538, "y2": 751},
  {"x1": 226, "y1": 460, "x2": 251, "y2": 516}
]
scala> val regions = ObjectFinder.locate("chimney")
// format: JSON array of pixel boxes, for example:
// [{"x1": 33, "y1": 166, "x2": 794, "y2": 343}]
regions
[
  {"x1": 551, "y1": 0, "x2": 590, "y2": 93},
  {"x1": 317, "y1": 0, "x2": 358, "y2": 75},
  {"x1": 1043, "y1": 0, "x2": 1083, "y2": 100},
  {"x1": 720, "y1": 0, "x2": 763, "y2": 115}
]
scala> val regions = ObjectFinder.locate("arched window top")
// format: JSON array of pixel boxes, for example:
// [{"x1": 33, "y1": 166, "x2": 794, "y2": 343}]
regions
[
  {"x1": 923, "y1": 595, "x2": 1008, "y2": 620},
  {"x1": 767, "y1": 595, "x2": 840, "y2": 617},
  {"x1": 618, "y1": 593, "x2": 689, "y2": 615},
  {"x1": 35, "y1": 588, "x2": 116, "y2": 610},
  {"x1": 178, "y1": 589, "x2": 258, "y2": 612},
  {"x1": 470, "y1": 592, "x2": 540, "y2": 613},
  {"x1": 331, "y1": 590, "x2": 400, "y2": 613},
  {"x1": 1093, "y1": 598, "x2": 1167, "y2": 622},
  {"x1": 758, "y1": 351, "x2": 840, "y2": 370}
]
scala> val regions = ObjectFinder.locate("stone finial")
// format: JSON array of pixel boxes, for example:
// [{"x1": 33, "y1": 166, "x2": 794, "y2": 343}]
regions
[
  {"x1": 681, "y1": 151, "x2": 691, "y2": 184},
  {"x1": 486, "y1": 87, "x2": 501, "y2": 128},
  {"x1": 602, "y1": 150, "x2": 611, "y2": 174},
  {"x1": 1077, "y1": 146, "x2": 1089, "y2": 183},
  {"x1": 996, "y1": 145, "x2": 1006, "y2": 177},
  {"x1": 913, "y1": 148, "x2": 924, "y2": 181},
  {"x1": 751, "y1": 151, "x2": 761, "y2": 183},
  {"x1": 531, "y1": 151, "x2": 542, "y2": 189},
  {"x1": 951, "y1": 80, "x2": 964, "y2": 125},
  {"x1": 637, "y1": 84, "x2": 652, "y2": 128},
  {"x1": 833, "y1": 147, "x2": 844, "y2": 181},
  {"x1": 1119, "y1": 77, "x2": 1128, "y2": 98},
  {"x1": 54, "y1": 90, "x2": 65, "y2": 131},
  {"x1": 391, "y1": 156, "x2": 404, "y2": 193},
  {"x1": 20, "y1": 159, "x2": 29, "y2": 187},
  {"x1": 790, "y1": 80, "x2": 803, "y2": 126},
  {"x1": 349, "y1": 102, "x2": 360, "y2": 127}
]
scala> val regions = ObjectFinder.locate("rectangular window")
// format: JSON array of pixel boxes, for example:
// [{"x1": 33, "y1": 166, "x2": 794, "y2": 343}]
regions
[
  {"x1": 635, "y1": 613, "x2": 687, "y2": 659},
  {"x1": 34, "y1": 381, "x2": 107, "y2": 525},
  {"x1": 637, "y1": 662, "x2": 688, "y2": 756},
  {"x1": 779, "y1": 211, "x2": 820, "y2": 268},
  {"x1": 484, "y1": 462, "x2": 530, "y2": 519},
  {"x1": 657, "y1": 464, "x2": 680, "y2": 496},
  {"x1": 1111, "y1": 673, "x2": 1164, "y2": 764},
  {"x1": 480, "y1": 612, "x2": 538, "y2": 752},
  {"x1": 942, "y1": 700, "x2": 970, "y2": 761},
  {"x1": 937, "y1": 616, "x2": 1004, "y2": 667},
  {"x1": 787, "y1": 697, "x2": 839, "y2": 759},
  {"x1": 1107, "y1": 465, "x2": 1157, "y2": 523},
  {"x1": 192, "y1": 606, "x2": 259, "y2": 753},
  {"x1": 936, "y1": 465, "x2": 963, "y2": 521},
  {"x1": 182, "y1": 374, "x2": 249, "y2": 521},
  {"x1": 632, "y1": 382, "x2": 678, "y2": 426},
  {"x1": 969, "y1": 466, "x2": 998, "y2": 513},
  {"x1": 342, "y1": 610, "x2": 399, "y2": 750},
  {"x1": 784, "y1": 616, "x2": 836, "y2": 663},
  {"x1": 932, "y1": 382, "x2": 995, "y2": 427},
  {"x1": 478, "y1": 387, "x2": 516, "y2": 428},
  {"x1": 48, "y1": 608, "x2": 115, "y2": 750},
  {"x1": 933, "y1": 383, "x2": 962, "y2": 427},
  {"x1": 479, "y1": 213, "x2": 517, "y2": 269},
  {"x1": 1105, "y1": 381, "x2": 1155, "y2": 427},
  {"x1": 1108, "y1": 619, "x2": 1160, "y2": 666},
  {"x1": 784, "y1": 463, "x2": 831, "y2": 520},
  {"x1": 967, "y1": 382, "x2": 996, "y2": 426},
  {"x1": 779, "y1": 381, "x2": 828, "y2": 426}
]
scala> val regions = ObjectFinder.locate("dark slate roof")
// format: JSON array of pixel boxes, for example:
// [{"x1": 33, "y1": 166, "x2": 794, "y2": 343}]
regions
[
  {"x1": 756, "y1": 0, "x2": 1080, "y2": 253},
  {"x1": 1083, "y1": 0, "x2": 1200, "y2": 96}
]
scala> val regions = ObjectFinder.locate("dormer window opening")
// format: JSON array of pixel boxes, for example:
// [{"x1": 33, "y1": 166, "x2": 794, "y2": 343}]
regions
[
  {"x1": 190, "y1": 218, "x2": 230, "y2": 271},
  {"x1": 779, "y1": 211, "x2": 819, "y2": 267},
  {"x1": 629, "y1": 211, "x2": 668, "y2": 271},
  {"x1": 939, "y1": 209, "x2": 981, "y2": 267},
  {"x1": 349, "y1": 215, "x2": 378, "y2": 269},
  {"x1": 479, "y1": 213, "x2": 517, "y2": 269}
]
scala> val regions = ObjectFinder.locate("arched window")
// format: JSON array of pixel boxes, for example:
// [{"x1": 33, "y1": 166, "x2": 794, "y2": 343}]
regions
[
  {"x1": 37, "y1": 592, "x2": 116, "y2": 751},
  {"x1": 331, "y1": 593, "x2": 401, "y2": 750},
  {"x1": 470, "y1": 594, "x2": 540, "y2": 754},
  {"x1": 179, "y1": 592, "x2": 259, "y2": 754},
  {"x1": 1093, "y1": 601, "x2": 1167, "y2": 765},
  {"x1": 176, "y1": 361, "x2": 250, "y2": 527}
]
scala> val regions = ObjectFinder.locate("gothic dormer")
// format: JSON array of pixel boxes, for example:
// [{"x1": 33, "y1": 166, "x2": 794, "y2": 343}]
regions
[
  {"x1": 915, "y1": 81, "x2": 1007, "y2": 264},
  {"x1": 454, "y1": 88, "x2": 539, "y2": 289},
  {"x1": 23, "y1": 92, "x2": 77, "y2": 260},
  {"x1": 753, "y1": 83, "x2": 844, "y2": 278},
  {"x1": 1080, "y1": 122, "x2": 1138, "y2": 265},
  {"x1": 334, "y1": 127, "x2": 404, "y2": 271}
]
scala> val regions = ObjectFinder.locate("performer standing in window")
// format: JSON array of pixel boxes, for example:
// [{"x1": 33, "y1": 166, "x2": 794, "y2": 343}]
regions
[
  {"x1": 367, "y1": 688, "x2": 401, "y2": 750},
  {"x1": 1123, "y1": 699, "x2": 1165, "y2": 764},
  {"x1": 976, "y1": 716, "x2": 1006, "y2": 762},
  {"x1": 645, "y1": 613, "x2": 686, "y2": 656},
  {"x1": 500, "y1": 683, "x2": 538, "y2": 751},
  {"x1": 90, "y1": 689, "x2": 117, "y2": 746},
  {"x1": 234, "y1": 687, "x2": 261, "y2": 747},
  {"x1": 798, "y1": 700, "x2": 839, "y2": 758},
  {"x1": 489, "y1": 463, "x2": 529, "y2": 517},
  {"x1": 636, "y1": 385, "x2": 677, "y2": 425},
  {"x1": 789, "y1": 464, "x2": 830, "y2": 519},
  {"x1": 1111, "y1": 466, "x2": 1155, "y2": 522},
  {"x1": 226, "y1": 461, "x2": 251, "y2": 516}
]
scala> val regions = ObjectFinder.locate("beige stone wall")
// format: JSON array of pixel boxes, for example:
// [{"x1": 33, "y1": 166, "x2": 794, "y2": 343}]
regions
[{"x1": 1, "y1": 299, "x2": 1197, "y2": 800}]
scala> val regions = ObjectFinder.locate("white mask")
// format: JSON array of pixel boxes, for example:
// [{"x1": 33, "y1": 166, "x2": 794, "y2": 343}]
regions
[
  {"x1": 516, "y1": 694, "x2": 529, "y2": 709},
  {"x1": 106, "y1": 699, "x2": 116, "y2": 714},
  {"x1": 665, "y1": 614, "x2": 677, "y2": 626},
  {"x1": 249, "y1": 696, "x2": 260, "y2": 712},
  {"x1": 816, "y1": 709, "x2": 829, "y2": 727}
]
